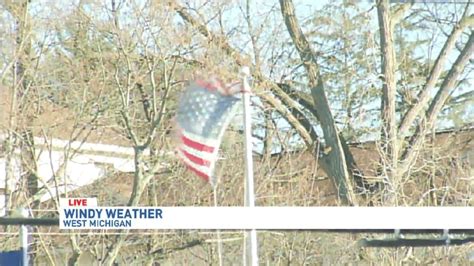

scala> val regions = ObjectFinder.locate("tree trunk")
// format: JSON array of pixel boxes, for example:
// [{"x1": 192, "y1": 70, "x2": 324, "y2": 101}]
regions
[
  {"x1": 376, "y1": 0, "x2": 399, "y2": 204},
  {"x1": 279, "y1": 0, "x2": 358, "y2": 205}
]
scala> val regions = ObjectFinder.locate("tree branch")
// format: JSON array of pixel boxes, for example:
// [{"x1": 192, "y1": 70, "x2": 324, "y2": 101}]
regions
[
  {"x1": 258, "y1": 92, "x2": 314, "y2": 146},
  {"x1": 400, "y1": 31, "x2": 474, "y2": 174},
  {"x1": 174, "y1": 4, "x2": 318, "y2": 148},
  {"x1": 269, "y1": 83, "x2": 320, "y2": 144},
  {"x1": 391, "y1": 2, "x2": 413, "y2": 25},
  {"x1": 173, "y1": 4, "x2": 248, "y2": 66},
  {"x1": 278, "y1": 82, "x2": 319, "y2": 119},
  {"x1": 399, "y1": 8, "x2": 472, "y2": 135},
  {"x1": 279, "y1": 0, "x2": 358, "y2": 205}
]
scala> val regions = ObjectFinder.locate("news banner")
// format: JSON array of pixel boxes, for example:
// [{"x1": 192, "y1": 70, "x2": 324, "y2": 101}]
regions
[{"x1": 59, "y1": 198, "x2": 474, "y2": 230}]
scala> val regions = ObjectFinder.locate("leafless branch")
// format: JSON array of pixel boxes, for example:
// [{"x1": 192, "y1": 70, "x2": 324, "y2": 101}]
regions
[{"x1": 399, "y1": 6, "x2": 472, "y2": 135}]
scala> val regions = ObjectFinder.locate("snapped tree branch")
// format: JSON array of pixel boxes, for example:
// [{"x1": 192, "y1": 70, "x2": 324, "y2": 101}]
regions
[{"x1": 279, "y1": 0, "x2": 358, "y2": 205}]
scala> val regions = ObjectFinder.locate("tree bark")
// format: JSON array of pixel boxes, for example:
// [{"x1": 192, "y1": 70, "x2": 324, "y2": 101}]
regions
[
  {"x1": 278, "y1": 83, "x2": 369, "y2": 194},
  {"x1": 279, "y1": 0, "x2": 357, "y2": 205},
  {"x1": 377, "y1": 0, "x2": 399, "y2": 189}
]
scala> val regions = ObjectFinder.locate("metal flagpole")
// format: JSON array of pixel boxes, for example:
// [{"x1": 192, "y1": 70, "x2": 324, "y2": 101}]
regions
[
  {"x1": 241, "y1": 66, "x2": 258, "y2": 266},
  {"x1": 19, "y1": 208, "x2": 28, "y2": 266}
]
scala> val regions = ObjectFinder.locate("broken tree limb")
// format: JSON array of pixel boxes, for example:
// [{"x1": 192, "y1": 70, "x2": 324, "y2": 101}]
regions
[{"x1": 279, "y1": 0, "x2": 358, "y2": 205}]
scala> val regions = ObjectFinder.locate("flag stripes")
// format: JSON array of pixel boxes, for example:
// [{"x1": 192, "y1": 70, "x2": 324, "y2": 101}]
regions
[
  {"x1": 176, "y1": 131, "x2": 216, "y2": 180},
  {"x1": 177, "y1": 149, "x2": 212, "y2": 180},
  {"x1": 180, "y1": 134, "x2": 215, "y2": 153},
  {"x1": 179, "y1": 148, "x2": 211, "y2": 167},
  {"x1": 175, "y1": 78, "x2": 242, "y2": 184}
]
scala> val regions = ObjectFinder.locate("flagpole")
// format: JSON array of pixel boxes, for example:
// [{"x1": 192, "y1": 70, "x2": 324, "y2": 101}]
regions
[
  {"x1": 19, "y1": 208, "x2": 28, "y2": 266},
  {"x1": 241, "y1": 66, "x2": 258, "y2": 266}
]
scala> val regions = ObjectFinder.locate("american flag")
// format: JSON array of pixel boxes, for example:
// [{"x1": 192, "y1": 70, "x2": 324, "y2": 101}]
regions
[{"x1": 175, "y1": 78, "x2": 243, "y2": 184}]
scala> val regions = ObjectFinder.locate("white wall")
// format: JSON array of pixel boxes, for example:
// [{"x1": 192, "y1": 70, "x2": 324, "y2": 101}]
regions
[{"x1": 0, "y1": 135, "x2": 169, "y2": 216}]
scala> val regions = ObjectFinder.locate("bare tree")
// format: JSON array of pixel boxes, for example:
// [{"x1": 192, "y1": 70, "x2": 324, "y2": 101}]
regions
[
  {"x1": 279, "y1": 0, "x2": 361, "y2": 205},
  {"x1": 0, "y1": 1, "x2": 472, "y2": 264}
]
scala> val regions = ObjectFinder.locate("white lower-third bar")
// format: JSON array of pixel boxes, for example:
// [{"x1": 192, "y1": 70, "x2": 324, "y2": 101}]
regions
[{"x1": 59, "y1": 207, "x2": 474, "y2": 230}]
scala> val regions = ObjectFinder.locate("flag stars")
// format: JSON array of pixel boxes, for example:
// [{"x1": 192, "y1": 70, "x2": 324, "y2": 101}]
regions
[{"x1": 177, "y1": 83, "x2": 240, "y2": 143}]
